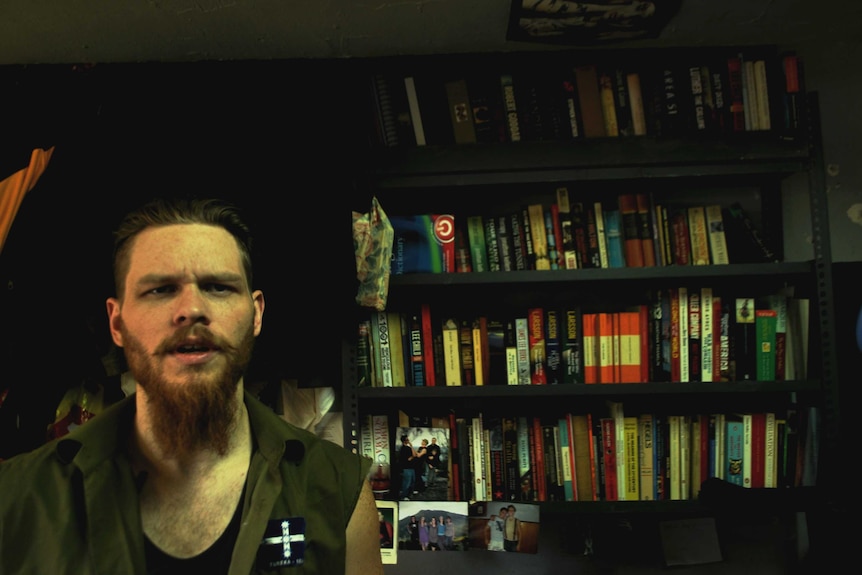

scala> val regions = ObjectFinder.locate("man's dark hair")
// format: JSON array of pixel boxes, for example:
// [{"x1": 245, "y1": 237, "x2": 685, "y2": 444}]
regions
[{"x1": 112, "y1": 197, "x2": 254, "y2": 297}]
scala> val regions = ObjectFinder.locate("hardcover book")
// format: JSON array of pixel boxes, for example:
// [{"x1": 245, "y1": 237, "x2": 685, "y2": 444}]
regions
[
  {"x1": 371, "y1": 414, "x2": 393, "y2": 498},
  {"x1": 544, "y1": 309, "x2": 562, "y2": 385},
  {"x1": 442, "y1": 318, "x2": 463, "y2": 386},
  {"x1": 603, "y1": 209, "x2": 625, "y2": 268},
  {"x1": 527, "y1": 308, "x2": 547, "y2": 385},
  {"x1": 483, "y1": 214, "x2": 502, "y2": 272},
  {"x1": 466, "y1": 215, "x2": 490, "y2": 272},
  {"x1": 618, "y1": 193, "x2": 645, "y2": 267},
  {"x1": 390, "y1": 214, "x2": 456, "y2": 274},
  {"x1": 500, "y1": 73, "x2": 522, "y2": 142},
  {"x1": 573, "y1": 64, "x2": 605, "y2": 138},
  {"x1": 444, "y1": 78, "x2": 477, "y2": 144},
  {"x1": 686, "y1": 206, "x2": 710, "y2": 266},
  {"x1": 556, "y1": 187, "x2": 578, "y2": 269},
  {"x1": 469, "y1": 73, "x2": 508, "y2": 144},
  {"x1": 562, "y1": 307, "x2": 584, "y2": 384},
  {"x1": 704, "y1": 204, "x2": 730, "y2": 264},
  {"x1": 755, "y1": 309, "x2": 778, "y2": 381},
  {"x1": 527, "y1": 204, "x2": 551, "y2": 270}
]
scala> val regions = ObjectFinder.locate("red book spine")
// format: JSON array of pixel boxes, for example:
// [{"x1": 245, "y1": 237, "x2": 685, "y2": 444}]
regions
[
  {"x1": 449, "y1": 412, "x2": 461, "y2": 500},
  {"x1": 532, "y1": 417, "x2": 547, "y2": 501},
  {"x1": 528, "y1": 307, "x2": 547, "y2": 384},
  {"x1": 601, "y1": 417, "x2": 618, "y2": 501},
  {"x1": 420, "y1": 303, "x2": 436, "y2": 386},
  {"x1": 751, "y1": 412, "x2": 766, "y2": 488}
]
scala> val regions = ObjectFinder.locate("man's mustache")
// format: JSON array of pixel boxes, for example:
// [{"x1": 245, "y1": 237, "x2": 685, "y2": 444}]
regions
[{"x1": 154, "y1": 325, "x2": 232, "y2": 355}]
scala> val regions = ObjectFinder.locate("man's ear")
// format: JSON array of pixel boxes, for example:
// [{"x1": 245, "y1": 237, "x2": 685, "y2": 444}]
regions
[
  {"x1": 252, "y1": 290, "x2": 265, "y2": 336},
  {"x1": 106, "y1": 297, "x2": 124, "y2": 347}
]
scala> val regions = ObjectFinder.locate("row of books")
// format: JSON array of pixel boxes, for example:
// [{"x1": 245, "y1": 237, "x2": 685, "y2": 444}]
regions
[
  {"x1": 370, "y1": 49, "x2": 806, "y2": 147},
  {"x1": 363, "y1": 404, "x2": 818, "y2": 504},
  {"x1": 389, "y1": 189, "x2": 778, "y2": 276},
  {"x1": 356, "y1": 288, "x2": 809, "y2": 388}
]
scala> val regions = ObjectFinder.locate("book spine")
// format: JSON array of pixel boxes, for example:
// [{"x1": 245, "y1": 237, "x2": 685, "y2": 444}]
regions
[
  {"x1": 623, "y1": 417, "x2": 639, "y2": 501},
  {"x1": 528, "y1": 204, "x2": 551, "y2": 270},
  {"x1": 517, "y1": 416, "x2": 534, "y2": 501},
  {"x1": 638, "y1": 414, "x2": 655, "y2": 500},
  {"x1": 544, "y1": 309, "x2": 562, "y2": 385},
  {"x1": 705, "y1": 204, "x2": 730, "y2": 264},
  {"x1": 687, "y1": 205, "x2": 710, "y2": 266},
  {"x1": 404, "y1": 76, "x2": 427, "y2": 145},
  {"x1": 444, "y1": 79, "x2": 477, "y2": 144},
  {"x1": 558, "y1": 418, "x2": 575, "y2": 501},
  {"x1": 496, "y1": 214, "x2": 514, "y2": 272},
  {"x1": 627, "y1": 72, "x2": 647, "y2": 136},
  {"x1": 502, "y1": 417, "x2": 520, "y2": 500},
  {"x1": 756, "y1": 309, "x2": 778, "y2": 380},
  {"x1": 582, "y1": 313, "x2": 598, "y2": 384},
  {"x1": 371, "y1": 414, "x2": 392, "y2": 498},
  {"x1": 484, "y1": 215, "x2": 501, "y2": 272},
  {"x1": 515, "y1": 317, "x2": 531, "y2": 385},
  {"x1": 688, "y1": 290, "x2": 702, "y2": 383},
  {"x1": 528, "y1": 307, "x2": 547, "y2": 385},
  {"x1": 618, "y1": 193, "x2": 643, "y2": 267},
  {"x1": 459, "y1": 319, "x2": 476, "y2": 386},
  {"x1": 574, "y1": 64, "x2": 605, "y2": 138},
  {"x1": 700, "y1": 287, "x2": 714, "y2": 382},
  {"x1": 500, "y1": 73, "x2": 522, "y2": 142},
  {"x1": 408, "y1": 313, "x2": 425, "y2": 386},
  {"x1": 556, "y1": 186, "x2": 578, "y2": 269},
  {"x1": 599, "y1": 72, "x2": 619, "y2": 137},
  {"x1": 544, "y1": 204, "x2": 561, "y2": 270},
  {"x1": 562, "y1": 307, "x2": 584, "y2": 384},
  {"x1": 466, "y1": 215, "x2": 489, "y2": 272},
  {"x1": 442, "y1": 318, "x2": 462, "y2": 386},
  {"x1": 420, "y1": 303, "x2": 437, "y2": 386},
  {"x1": 593, "y1": 202, "x2": 609, "y2": 269},
  {"x1": 376, "y1": 311, "x2": 394, "y2": 387},
  {"x1": 600, "y1": 417, "x2": 618, "y2": 501},
  {"x1": 356, "y1": 319, "x2": 373, "y2": 387}
]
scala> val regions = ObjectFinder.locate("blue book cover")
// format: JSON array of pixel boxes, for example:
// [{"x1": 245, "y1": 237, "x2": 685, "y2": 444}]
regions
[
  {"x1": 725, "y1": 419, "x2": 744, "y2": 486},
  {"x1": 604, "y1": 209, "x2": 626, "y2": 268},
  {"x1": 390, "y1": 214, "x2": 455, "y2": 274}
]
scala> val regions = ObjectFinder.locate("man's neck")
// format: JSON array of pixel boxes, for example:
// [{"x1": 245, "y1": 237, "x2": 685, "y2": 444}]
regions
[{"x1": 131, "y1": 384, "x2": 251, "y2": 478}]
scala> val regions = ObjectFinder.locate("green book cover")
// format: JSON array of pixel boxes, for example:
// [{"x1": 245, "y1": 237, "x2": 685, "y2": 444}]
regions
[
  {"x1": 466, "y1": 215, "x2": 489, "y2": 272},
  {"x1": 755, "y1": 309, "x2": 777, "y2": 380}
]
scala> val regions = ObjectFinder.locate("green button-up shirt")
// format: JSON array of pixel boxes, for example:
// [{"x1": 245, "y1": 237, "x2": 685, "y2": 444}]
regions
[{"x1": 0, "y1": 391, "x2": 371, "y2": 574}]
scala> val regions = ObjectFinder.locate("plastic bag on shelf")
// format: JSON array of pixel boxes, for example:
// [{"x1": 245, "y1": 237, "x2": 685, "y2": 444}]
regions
[{"x1": 352, "y1": 196, "x2": 393, "y2": 311}]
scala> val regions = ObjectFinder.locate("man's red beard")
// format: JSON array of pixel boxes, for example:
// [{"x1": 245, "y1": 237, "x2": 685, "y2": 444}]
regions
[{"x1": 120, "y1": 321, "x2": 255, "y2": 459}]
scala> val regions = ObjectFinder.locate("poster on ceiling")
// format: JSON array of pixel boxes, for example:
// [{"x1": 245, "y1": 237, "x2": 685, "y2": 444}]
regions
[{"x1": 507, "y1": 0, "x2": 682, "y2": 45}]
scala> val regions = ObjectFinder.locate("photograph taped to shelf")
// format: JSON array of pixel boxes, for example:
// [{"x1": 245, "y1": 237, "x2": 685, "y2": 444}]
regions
[
  {"x1": 395, "y1": 426, "x2": 451, "y2": 501},
  {"x1": 397, "y1": 500, "x2": 469, "y2": 551},
  {"x1": 508, "y1": 1, "x2": 682, "y2": 46},
  {"x1": 467, "y1": 500, "x2": 540, "y2": 553},
  {"x1": 376, "y1": 500, "x2": 398, "y2": 564}
]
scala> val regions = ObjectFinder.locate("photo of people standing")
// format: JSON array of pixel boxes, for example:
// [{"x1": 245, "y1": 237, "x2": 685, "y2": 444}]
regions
[
  {"x1": 395, "y1": 426, "x2": 450, "y2": 501},
  {"x1": 396, "y1": 500, "x2": 469, "y2": 551},
  {"x1": 468, "y1": 501, "x2": 541, "y2": 553}
]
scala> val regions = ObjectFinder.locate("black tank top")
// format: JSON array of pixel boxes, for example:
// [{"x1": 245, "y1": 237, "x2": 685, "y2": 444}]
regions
[{"x1": 144, "y1": 492, "x2": 243, "y2": 575}]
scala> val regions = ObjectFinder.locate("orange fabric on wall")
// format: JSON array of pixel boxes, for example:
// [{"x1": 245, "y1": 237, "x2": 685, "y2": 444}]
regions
[{"x1": 0, "y1": 147, "x2": 55, "y2": 254}]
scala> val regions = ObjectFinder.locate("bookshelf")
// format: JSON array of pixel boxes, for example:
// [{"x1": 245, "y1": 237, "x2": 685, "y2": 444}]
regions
[{"x1": 346, "y1": 46, "x2": 837, "y2": 569}]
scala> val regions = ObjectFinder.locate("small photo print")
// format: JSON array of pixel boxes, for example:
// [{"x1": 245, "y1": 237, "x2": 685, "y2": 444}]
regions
[
  {"x1": 376, "y1": 500, "x2": 398, "y2": 564},
  {"x1": 467, "y1": 500, "x2": 540, "y2": 554},
  {"x1": 396, "y1": 500, "x2": 469, "y2": 551}
]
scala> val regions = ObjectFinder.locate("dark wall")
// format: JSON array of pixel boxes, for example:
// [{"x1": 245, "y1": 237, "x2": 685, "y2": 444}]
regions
[{"x1": 0, "y1": 61, "x2": 368, "y2": 457}]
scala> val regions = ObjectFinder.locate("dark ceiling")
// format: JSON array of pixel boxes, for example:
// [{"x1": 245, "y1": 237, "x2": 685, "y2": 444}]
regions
[{"x1": 1, "y1": 1, "x2": 859, "y2": 65}]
